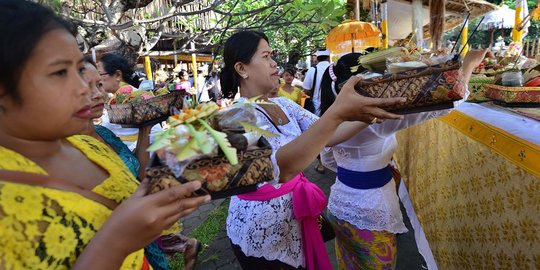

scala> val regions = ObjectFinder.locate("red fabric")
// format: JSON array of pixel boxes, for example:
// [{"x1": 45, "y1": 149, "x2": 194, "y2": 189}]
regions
[{"x1": 141, "y1": 256, "x2": 151, "y2": 270}]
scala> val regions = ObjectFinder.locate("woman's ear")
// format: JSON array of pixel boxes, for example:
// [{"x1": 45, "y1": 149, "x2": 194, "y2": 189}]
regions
[
  {"x1": 234, "y1": 62, "x2": 249, "y2": 79},
  {"x1": 113, "y1": 70, "x2": 123, "y2": 82}
]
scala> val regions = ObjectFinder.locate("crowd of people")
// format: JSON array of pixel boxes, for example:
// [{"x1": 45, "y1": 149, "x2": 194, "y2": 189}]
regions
[{"x1": 0, "y1": 1, "x2": 489, "y2": 270}]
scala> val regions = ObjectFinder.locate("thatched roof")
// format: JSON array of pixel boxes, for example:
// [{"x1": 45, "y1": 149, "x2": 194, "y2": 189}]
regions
[{"x1": 347, "y1": 0, "x2": 499, "y2": 42}]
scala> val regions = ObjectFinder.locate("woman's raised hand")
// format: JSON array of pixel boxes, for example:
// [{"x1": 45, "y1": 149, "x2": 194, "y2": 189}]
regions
[
  {"x1": 327, "y1": 76, "x2": 405, "y2": 124},
  {"x1": 462, "y1": 49, "x2": 491, "y2": 84},
  {"x1": 98, "y1": 180, "x2": 210, "y2": 256}
]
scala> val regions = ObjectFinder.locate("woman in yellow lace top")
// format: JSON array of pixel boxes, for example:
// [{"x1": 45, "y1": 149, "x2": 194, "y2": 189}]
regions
[
  {"x1": 277, "y1": 67, "x2": 303, "y2": 105},
  {"x1": 0, "y1": 1, "x2": 209, "y2": 269}
]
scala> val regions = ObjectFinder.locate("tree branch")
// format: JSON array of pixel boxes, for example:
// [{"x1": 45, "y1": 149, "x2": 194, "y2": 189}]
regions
[{"x1": 101, "y1": 0, "x2": 113, "y2": 23}]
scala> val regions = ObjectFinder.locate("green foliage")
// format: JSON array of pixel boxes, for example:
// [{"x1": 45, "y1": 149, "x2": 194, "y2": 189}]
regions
[
  {"x1": 168, "y1": 200, "x2": 230, "y2": 270},
  {"x1": 52, "y1": 0, "x2": 347, "y2": 62},
  {"x1": 445, "y1": 0, "x2": 540, "y2": 50},
  {"x1": 210, "y1": 0, "x2": 347, "y2": 65},
  {"x1": 38, "y1": 0, "x2": 63, "y2": 12}
]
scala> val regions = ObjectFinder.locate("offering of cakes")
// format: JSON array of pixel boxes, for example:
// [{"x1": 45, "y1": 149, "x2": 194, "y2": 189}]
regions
[
  {"x1": 145, "y1": 98, "x2": 276, "y2": 199},
  {"x1": 105, "y1": 83, "x2": 182, "y2": 127},
  {"x1": 473, "y1": 57, "x2": 504, "y2": 75},
  {"x1": 348, "y1": 47, "x2": 465, "y2": 114}
]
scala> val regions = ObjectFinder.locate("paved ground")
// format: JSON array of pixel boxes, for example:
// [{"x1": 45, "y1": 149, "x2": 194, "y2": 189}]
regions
[{"x1": 182, "y1": 162, "x2": 426, "y2": 270}]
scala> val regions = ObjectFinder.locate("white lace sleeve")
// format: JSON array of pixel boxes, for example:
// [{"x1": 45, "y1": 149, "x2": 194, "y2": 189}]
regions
[
  {"x1": 320, "y1": 147, "x2": 337, "y2": 172},
  {"x1": 274, "y1": 97, "x2": 318, "y2": 132},
  {"x1": 372, "y1": 86, "x2": 470, "y2": 137}
]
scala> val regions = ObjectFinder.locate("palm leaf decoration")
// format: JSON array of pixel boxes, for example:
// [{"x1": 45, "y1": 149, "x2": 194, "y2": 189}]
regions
[
  {"x1": 147, "y1": 129, "x2": 174, "y2": 152},
  {"x1": 235, "y1": 120, "x2": 279, "y2": 138},
  {"x1": 244, "y1": 95, "x2": 275, "y2": 106},
  {"x1": 186, "y1": 123, "x2": 213, "y2": 155},
  {"x1": 176, "y1": 138, "x2": 201, "y2": 161},
  {"x1": 198, "y1": 119, "x2": 238, "y2": 165}
]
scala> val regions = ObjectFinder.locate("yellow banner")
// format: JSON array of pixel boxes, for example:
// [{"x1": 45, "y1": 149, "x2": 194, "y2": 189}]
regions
[
  {"x1": 395, "y1": 113, "x2": 539, "y2": 269},
  {"x1": 440, "y1": 110, "x2": 540, "y2": 178}
]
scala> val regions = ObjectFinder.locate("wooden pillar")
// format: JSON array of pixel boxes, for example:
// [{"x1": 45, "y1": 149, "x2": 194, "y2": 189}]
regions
[
  {"x1": 429, "y1": 0, "x2": 445, "y2": 50},
  {"x1": 412, "y1": 0, "x2": 424, "y2": 49},
  {"x1": 537, "y1": 38, "x2": 540, "y2": 56},
  {"x1": 532, "y1": 39, "x2": 537, "y2": 57}
]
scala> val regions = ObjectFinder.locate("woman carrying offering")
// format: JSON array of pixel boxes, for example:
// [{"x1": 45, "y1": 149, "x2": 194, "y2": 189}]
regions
[
  {"x1": 81, "y1": 58, "x2": 201, "y2": 270},
  {"x1": 0, "y1": 1, "x2": 209, "y2": 269},
  {"x1": 318, "y1": 51, "x2": 488, "y2": 270},
  {"x1": 97, "y1": 52, "x2": 153, "y2": 155},
  {"x1": 221, "y1": 30, "x2": 406, "y2": 270}
]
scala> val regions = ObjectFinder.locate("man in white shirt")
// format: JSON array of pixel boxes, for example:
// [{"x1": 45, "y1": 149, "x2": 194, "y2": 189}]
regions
[
  {"x1": 302, "y1": 49, "x2": 331, "y2": 174},
  {"x1": 302, "y1": 49, "x2": 331, "y2": 116}
]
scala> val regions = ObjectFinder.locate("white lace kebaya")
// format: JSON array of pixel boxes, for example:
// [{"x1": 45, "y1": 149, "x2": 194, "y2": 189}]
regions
[
  {"x1": 227, "y1": 97, "x2": 317, "y2": 268},
  {"x1": 324, "y1": 90, "x2": 469, "y2": 234}
]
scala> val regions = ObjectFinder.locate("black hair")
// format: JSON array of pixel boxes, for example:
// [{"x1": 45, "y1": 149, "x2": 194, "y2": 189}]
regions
[
  {"x1": 99, "y1": 53, "x2": 138, "y2": 86},
  {"x1": 220, "y1": 31, "x2": 269, "y2": 98},
  {"x1": 0, "y1": 0, "x2": 76, "y2": 105},
  {"x1": 320, "y1": 53, "x2": 366, "y2": 116},
  {"x1": 282, "y1": 67, "x2": 296, "y2": 77},
  {"x1": 316, "y1": 55, "x2": 330, "y2": 62},
  {"x1": 178, "y1": 70, "x2": 189, "y2": 78}
]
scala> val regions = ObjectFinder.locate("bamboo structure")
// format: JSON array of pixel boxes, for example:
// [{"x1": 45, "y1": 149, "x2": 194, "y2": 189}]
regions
[
  {"x1": 521, "y1": 38, "x2": 540, "y2": 58},
  {"x1": 412, "y1": 0, "x2": 424, "y2": 48},
  {"x1": 429, "y1": 0, "x2": 445, "y2": 50}
]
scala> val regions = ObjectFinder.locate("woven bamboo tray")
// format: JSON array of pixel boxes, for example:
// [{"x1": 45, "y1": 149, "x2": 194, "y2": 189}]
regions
[
  {"x1": 146, "y1": 137, "x2": 274, "y2": 199},
  {"x1": 352, "y1": 57, "x2": 464, "y2": 114},
  {"x1": 105, "y1": 91, "x2": 183, "y2": 128},
  {"x1": 468, "y1": 77, "x2": 494, "y2": 102},
  {"x1": 484, "y1": 84, "x2": 540, "y2": 107}
]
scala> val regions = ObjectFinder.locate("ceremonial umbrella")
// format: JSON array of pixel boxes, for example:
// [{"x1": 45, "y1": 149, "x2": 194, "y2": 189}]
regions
[
  {"x1": 326, "y1": 20, "x2": 381, "y2": 59},
  {"x1": 478, "y1": 4, "x2": 516, "y2": 31}
]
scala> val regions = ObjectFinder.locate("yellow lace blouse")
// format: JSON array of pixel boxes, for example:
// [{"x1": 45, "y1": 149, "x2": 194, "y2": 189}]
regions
[
  {"x1": 278, "y1": 85, "x2": 303, "y2": 105},
  {"x1": 0, "y1": 135, "x2": 144, "y2": 269}
]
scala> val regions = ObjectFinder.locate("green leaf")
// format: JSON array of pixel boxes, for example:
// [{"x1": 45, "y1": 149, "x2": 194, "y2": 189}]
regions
[
  {"x1": 235, "y1": 120, "x2": 279, "y2": 138},
  {"x1": 176, "y1": 138, "x2": 201, "y2": 161},
  {"x1": 147, "y1": 129, "x2": 174, "y2": 152},
  {"x1": 186, "y1": 123, "x2": 213, "y2": 155},
  {"x1": 198, "y1": 119, "x2": 238, "y2": 165}
]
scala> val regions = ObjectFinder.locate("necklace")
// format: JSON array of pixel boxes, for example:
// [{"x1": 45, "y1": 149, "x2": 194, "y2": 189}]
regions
[{"x1": 261, "y1": 103, "x2": 284, "y2": 125}]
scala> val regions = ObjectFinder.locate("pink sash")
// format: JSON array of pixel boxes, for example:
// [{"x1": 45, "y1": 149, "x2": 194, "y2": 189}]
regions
[{"x1": 237, "y1": 173, "x2": 332, "y2": 270}]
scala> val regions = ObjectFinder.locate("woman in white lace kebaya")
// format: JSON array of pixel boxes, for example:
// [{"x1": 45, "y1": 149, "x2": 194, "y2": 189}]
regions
[
  {"x1": 220, "y1": 31, "x2": 407, "y2": 270},
  {"x1": 318, "y1": 51, "x2": 488, "y2": 269}
]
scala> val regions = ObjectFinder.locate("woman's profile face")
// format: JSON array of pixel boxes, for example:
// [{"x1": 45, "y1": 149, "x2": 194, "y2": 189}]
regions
[
  {"x1": 97, "y1": 61, "x2": 119, "y2": 94},
  {"x1": 83, "y1": 63, "x2": 106, "y2": 119},
  {"x1": 242, "y1": 39, "x2": 279, "y2": 94},
  {"x1": 0, "y1": 29, "x2": 91, "y2": 140}
]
